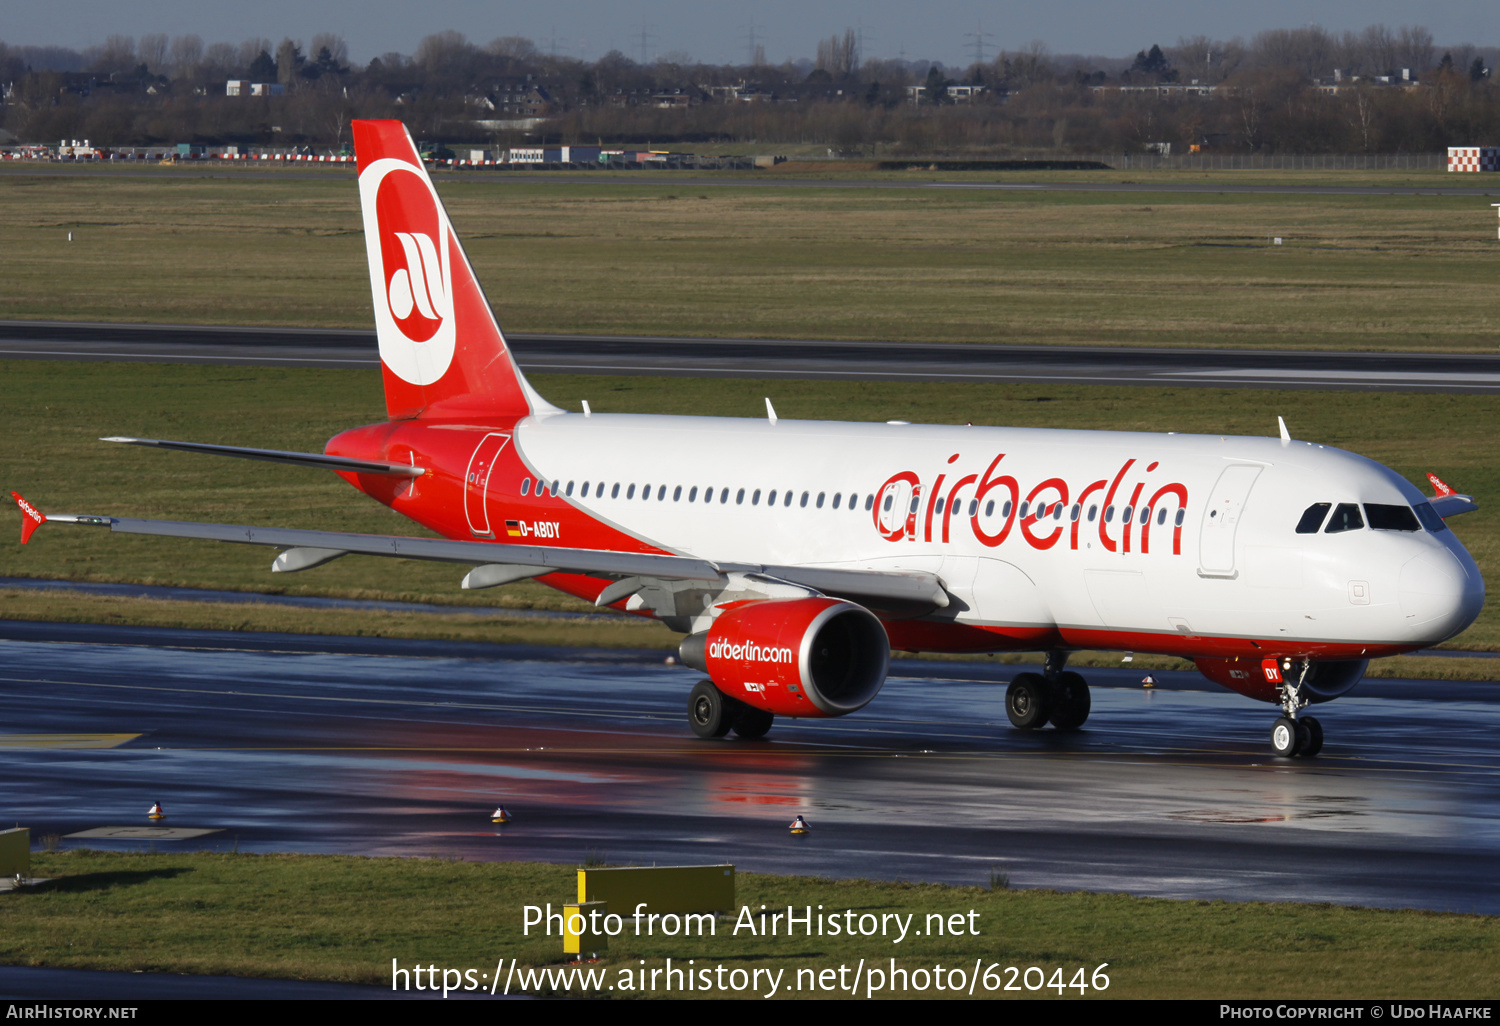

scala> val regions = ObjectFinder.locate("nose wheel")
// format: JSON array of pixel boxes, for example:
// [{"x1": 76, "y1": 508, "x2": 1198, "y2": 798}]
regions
[{"x1": 1270, "y1": 660, "x2": 1324, "y2": 757}]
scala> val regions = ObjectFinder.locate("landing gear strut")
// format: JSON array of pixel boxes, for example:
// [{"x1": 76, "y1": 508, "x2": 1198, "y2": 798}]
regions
[
  {"x1": 1006, "y1": 652, "x2": 1091, "y2": 731},
  {"x1": 1269, "y1": 660, "x2": 1324, "y2": 758},
  {"x1": 687, "y1": 680, "x2": 775, "y2": 740}
]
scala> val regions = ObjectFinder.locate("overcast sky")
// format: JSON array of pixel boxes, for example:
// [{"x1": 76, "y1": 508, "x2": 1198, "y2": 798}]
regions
[{"x1": 8, "y1": 1, "x2": 1496, "y2": 67}]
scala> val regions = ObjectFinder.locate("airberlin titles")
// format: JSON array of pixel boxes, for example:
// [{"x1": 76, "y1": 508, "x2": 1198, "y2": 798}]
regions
[{"x1": 874, "y1": 453, "x2": 1189, "y2": 555}]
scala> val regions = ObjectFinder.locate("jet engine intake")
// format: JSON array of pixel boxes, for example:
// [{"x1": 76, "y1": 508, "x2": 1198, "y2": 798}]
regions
[{"x1": 678, "y1": 597, "x2": 889, "y2": 717}]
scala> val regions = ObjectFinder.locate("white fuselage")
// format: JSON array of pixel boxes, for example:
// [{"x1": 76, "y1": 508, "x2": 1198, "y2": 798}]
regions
[{"x1": 509, "y1": 413, "x2": 1484, "y2": 655}]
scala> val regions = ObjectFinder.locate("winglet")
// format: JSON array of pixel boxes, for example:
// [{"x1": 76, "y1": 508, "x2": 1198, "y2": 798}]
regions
[
  {"x1": 10, "y1": 491, "x2": 46, "y2": 544},
  {"x1": 1427, "y1": 473, "x2": 1455, "y2": 498}
]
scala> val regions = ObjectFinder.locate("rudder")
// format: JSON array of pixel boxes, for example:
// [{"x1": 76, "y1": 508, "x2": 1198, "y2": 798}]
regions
[{"x1": 353, "y1": 119, "x2": 557, "y2": 421}]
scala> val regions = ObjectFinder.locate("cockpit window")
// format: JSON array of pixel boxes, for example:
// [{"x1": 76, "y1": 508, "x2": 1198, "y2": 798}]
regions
[
  {"x1": 1413, "y1": 502, "x2": 1449, "y2": 534},
  {"x1": 1364, "y1": 504, "x2": 1420, "y2": 532},
  {"x1": 1324, "y1": 503, "x2": 1364, "y2": 534},
  {"x1": 1295, "y1": 502, "x2": 1330, "y2": 534}
]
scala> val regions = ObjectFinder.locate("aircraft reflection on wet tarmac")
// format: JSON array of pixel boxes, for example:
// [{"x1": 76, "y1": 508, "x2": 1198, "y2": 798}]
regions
[{"x1": 1, "y1": 621, "x2": 1497, "y2": 914}]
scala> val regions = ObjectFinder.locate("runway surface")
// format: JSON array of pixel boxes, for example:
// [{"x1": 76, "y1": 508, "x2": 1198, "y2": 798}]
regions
[
  {"x1": 3, "y1": 320, "x2": 1498, "y2": 393},
  {"x1": 3, "y1": 620, "x2": 1497, "y2": 915},
  {"x1": 5, "y1": 164, "x2": 1499, "y2": 198}
]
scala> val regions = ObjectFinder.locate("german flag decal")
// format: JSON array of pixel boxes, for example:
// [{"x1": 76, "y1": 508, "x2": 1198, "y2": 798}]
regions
[{"x1": 505, "y1": 520, "x2": 522, "y2": 537}]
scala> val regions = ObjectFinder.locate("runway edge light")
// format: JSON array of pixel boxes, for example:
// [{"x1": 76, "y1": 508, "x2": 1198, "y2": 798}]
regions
[
  {"x1": 790, "y1": 815, "x2": 810, "y2": 835},
  {"x1": 147, "y1": 802, "x2": 164, "y2": 820},
  {"x1": 491, "y1": 805, "x2": 512, "y2": 824}
]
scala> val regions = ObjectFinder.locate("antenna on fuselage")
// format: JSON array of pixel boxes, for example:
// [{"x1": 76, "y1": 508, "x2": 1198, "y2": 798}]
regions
[
  {"x1": 1277, "y1": 416, "x2": 1291, "y2": 445},
  {"x1": 765, "y1": 398, "x2": 778, "y2": 425}
]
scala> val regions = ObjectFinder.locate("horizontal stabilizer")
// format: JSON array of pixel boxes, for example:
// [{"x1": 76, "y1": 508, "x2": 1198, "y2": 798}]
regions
[{"x1": 102, "y1": 437, "x2": 425, "y2": 477}]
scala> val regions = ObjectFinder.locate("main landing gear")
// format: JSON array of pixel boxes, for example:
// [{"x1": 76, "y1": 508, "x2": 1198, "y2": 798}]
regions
[
  {"x1": 688, "y1": 680, "x2": 774, "y2": 740},
  {"x1": 1006, "y1": 652, "x2": 1091, "y2": 732},
  {"x1": 1269, "y1": 660, "x2": 1324, "y2": 758}
]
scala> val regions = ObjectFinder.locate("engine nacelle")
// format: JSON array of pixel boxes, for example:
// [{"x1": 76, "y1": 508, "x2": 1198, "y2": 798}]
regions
[
  {"x1": 679, "y1": 597, "x2": 889, "y2": 717},
  {"x1": 1194, "y1": 656, "x2": 1369, "y2": 704}
]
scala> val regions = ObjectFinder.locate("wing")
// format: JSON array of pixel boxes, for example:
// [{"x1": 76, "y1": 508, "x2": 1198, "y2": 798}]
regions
[
  {"x1": 1426, "y1": 472, "x2": 1479, "y2": 519},
  {"x1": 10, "y1": 498, "x2": 950, "y2": 616}
]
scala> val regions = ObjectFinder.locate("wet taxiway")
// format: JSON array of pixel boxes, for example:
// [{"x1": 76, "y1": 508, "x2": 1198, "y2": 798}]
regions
[{"x1": 2, "y1": 621, "x2": 1497, "y2": 914}]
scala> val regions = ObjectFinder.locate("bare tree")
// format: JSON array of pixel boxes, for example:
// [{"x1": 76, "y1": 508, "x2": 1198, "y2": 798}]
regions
[
  {"x1": 90, "y1": 35, "x2": 136, "y2": 75},
  {"x1": 137, "y1": 34, "x2": 168, "y2": 75},
  {"x1": 486, "y1": 36, "x2": 538, "y2": 60},
  {"x1": 1396, "y1": 25, "x2": 1434, "y2": 76},
  {"x1": 815, "y1": 29, "x2": 859, "y2": 79},
  {"x1": 167, "y1": 35, "x2": 204, "y2": 78}
]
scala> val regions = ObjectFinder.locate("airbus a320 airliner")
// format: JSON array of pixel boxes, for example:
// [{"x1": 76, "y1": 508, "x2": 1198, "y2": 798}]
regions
[{"x1": 11, "y1": 120, "x2": 1485, "y2": 757}]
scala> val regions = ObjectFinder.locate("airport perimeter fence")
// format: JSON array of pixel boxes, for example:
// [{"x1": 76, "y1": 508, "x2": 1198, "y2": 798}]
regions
[{"x1": 1044, "y1": 152, "x2": 1446, "y2": 171}]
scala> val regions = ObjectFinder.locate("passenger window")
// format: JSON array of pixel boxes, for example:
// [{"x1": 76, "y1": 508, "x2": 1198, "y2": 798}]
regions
[
  {"x1": 833, "y1": 493, "x2": 842, "y2": 509},
  {"x1": 581, "y1": 481, "x2": 590, "y2": 497},
  {"x1": 612, "y1": 483, "x2": 620, "y2": 498},
  {"x1": 752, "y1": 489, "x2": 761, "y2": 505},
  {"x1": 864, "y1": 495, "x2": 873, "y2": 511},
  {"x1": 1139, "y1": 507, "x2": 1149, "y2": 525},
  {"x1": 642, "y1": 483, "x2": 650, "y2": 499},
  {"x1": 658, "y1": 485, "x2": 667, "y2": 501},
  {"x1": 520, "y1": 478, "x2": 531, "y2": 496},
  {"x1": 720, "y1": 488, "x2": 729, "y2": 503},
  {"x1": 1324, "y1": 503, "x2": 1364, "y2": 534},
  {"x1": 935, "y1": 497, "x2": 945, "y2": 514},
  {"x1": 627, "y1": 484, "x2": 636, "y2": 499},
  {"x1": 769, "y1": 490, "x2": 779, "y2": 506},
  {"x1": 1365, "y1": 504, "x2": 1420, "y2": 532},
  {"x1": 1019, "y1": 502, "x2": 1030, "y2": 519},
  {"x1": 968, "y1": 500, "x2": 977, "y2": 516},
  {"x1": 1295, "y1": 503, "x2": 1331, "y2": 534},
  {"x1": 737, "y1": 488, "x2": 746, "y2": 505},
  {"x1": 816, "y1": 492, "x2": 825, "y2": 508},
  {"x1": 688, "y1": 486, "x2": 697, "y2": 502},
  {"x1": 1105, "y1": 506, "x2": 1115, "y2": 523},
  {"x1": 1174, "y1": 509, "x2": 1185, "y2": 526},
  {"x1": 1122, "y1": 505, "x2": 1132, "y2": 524},
  {"x1": 1088, "y1": 505, "x2": 1098, "y2": 522},
  {"x1": 1414, "y1": 502, "x2": 1448, "y2": 533},
  {"x1": 1001, "y1": 501, "x2": 1012, "y2": 518},
  {"x1": 882, "y1": 494, "x2": 892, "y2": 512},
  {"x1": 985, "y1": 500, "x2": 995, "y2": 517},
  {"x1": 799, "y1": 492, "x2": 809, "y2": 508},
  {"x1": 1156, "y1": 507, "x2": 1167, "y2": 526},
  {"x1": 1071, "y1": 504, "x2": 1081, "y2": 521}
]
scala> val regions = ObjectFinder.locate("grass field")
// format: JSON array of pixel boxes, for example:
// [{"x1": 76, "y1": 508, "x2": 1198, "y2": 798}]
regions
[
  {"x1": 4, "y1": 850, "x2": 1495, "y2": 998},
  {"x1": 2, "y1": 167, "x2": 1498, "y2": 350},
  {"x1": 3, "y1": 360, "x2": 1496, "y2": 661}
]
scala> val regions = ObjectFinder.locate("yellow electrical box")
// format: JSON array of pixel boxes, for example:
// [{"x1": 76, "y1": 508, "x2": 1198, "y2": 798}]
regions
[
  {"x1": 0, "y1": 827, "x2": 30, "y2": 878},
  {"x1": 563, "y1": 901, "x2": 608, "y2": 954},
  {"x1": 578, "y1": 865, "x2": 735, "y2": 915}
]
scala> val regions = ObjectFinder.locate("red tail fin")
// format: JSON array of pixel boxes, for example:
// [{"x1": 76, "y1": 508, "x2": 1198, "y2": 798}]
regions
[{"x1": 353, "y1": 120, "x2": 557, "y2": 421}]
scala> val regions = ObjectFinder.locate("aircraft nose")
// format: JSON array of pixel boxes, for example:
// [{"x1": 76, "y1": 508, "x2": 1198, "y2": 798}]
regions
[{"x1": 1400, "y1": 549, "x2": 1485, "y2": 643}]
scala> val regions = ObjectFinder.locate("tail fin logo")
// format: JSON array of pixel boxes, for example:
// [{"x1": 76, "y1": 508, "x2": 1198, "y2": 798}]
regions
[
  {"x1": 358, "y1": 157, "x2": 457, "y2": 386},
  {"x1": 387, "y1": 230, "x2": 445, "y2": 326}
]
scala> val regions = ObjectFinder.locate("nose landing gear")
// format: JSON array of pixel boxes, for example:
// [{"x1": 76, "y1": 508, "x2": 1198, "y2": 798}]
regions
[{"x1": 1269, "y1": 660, "x2": 1324, "y2": 758}]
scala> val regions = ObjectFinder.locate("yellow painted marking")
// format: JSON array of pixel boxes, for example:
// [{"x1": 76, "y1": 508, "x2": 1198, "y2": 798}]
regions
[{"x1": 0, "y1": 733, "x2": 140, "y2": 749}]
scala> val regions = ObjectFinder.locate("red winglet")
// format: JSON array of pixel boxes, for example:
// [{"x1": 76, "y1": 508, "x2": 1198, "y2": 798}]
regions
[
  {"x1": 10, "y1": 491, "x2": 46, "y2": 544},
  {"x1": 1427, "y1": 473, "x2": 1456, "y2": 498}
]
